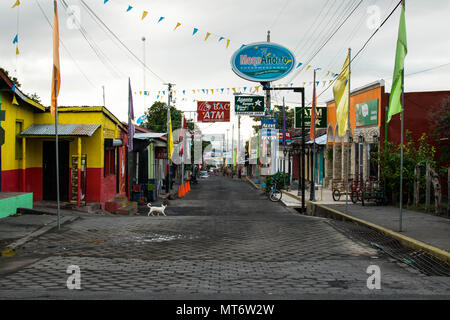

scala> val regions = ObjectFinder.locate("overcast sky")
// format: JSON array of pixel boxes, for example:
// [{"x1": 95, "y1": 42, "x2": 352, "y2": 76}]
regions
[{"x1": 1, "y1": 0, "x2": 450, "y2": 142}]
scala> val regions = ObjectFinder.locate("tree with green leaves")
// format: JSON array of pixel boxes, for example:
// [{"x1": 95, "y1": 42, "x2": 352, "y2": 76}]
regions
[
  {"x1": 378, "y1": 130, "x2": 436, "y2": 205},
  {"x1": 141, "y1": 101, "x2": 194, "y2": 132}
]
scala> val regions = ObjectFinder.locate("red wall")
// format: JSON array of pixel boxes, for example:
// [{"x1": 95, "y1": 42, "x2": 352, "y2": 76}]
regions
[
  {"x1": 383, "y1": 91, "x2": 450, "y2": 148},
  {"x1": 1, "y1": 168, "x2": 43, "y2": 201}
]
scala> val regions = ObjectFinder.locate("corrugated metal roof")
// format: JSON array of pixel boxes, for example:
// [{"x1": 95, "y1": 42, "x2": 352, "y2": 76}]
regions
[{"x1": 20, "y1": 124, "x2": 101, "y2": 137}]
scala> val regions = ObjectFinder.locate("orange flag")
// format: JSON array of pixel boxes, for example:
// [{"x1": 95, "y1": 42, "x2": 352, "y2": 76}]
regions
[{"x1": 51, "y1": 0, "x2": 61, "y2": 117}]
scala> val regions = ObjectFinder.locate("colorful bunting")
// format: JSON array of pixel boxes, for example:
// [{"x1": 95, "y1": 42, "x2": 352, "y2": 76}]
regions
[
  {"x1": 296, "y1": 62, "x2": 303, "y2": 68},
  {"x1": 226, "y1": 39, "x2": 230, "y2": 48},
  {"x1": 12, "y1": 34, "x2": 18, "y2": 44},
  {"x1": 193, "y1": 28, "x2": 198, "y2": 36},
  {"x1": 158, "y1": 16, "x2": 165, "y2": 23},
  {"x1": 12, "y1": 94, "x2": 19, "y2": 105},
  {"x1": 174, "y1": 22, "x2": 181, "y2": 31},
  {"x1": 126, "y1": 5, "x2": 133, "y2": 12},
  {"x1": 218, "y1": 37, "x2": 224, "y2": 42},
  {"x1": 141, "y1": 11, "x2": 148, "y2": 20},
  {"x1": 204, "y1": 32, "x2": 211, "y2": 41}
]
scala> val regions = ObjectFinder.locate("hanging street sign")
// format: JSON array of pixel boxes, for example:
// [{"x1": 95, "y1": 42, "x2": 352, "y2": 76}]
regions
[
  {"x1": 234, "y1": 95, "x2": 265, "y2": 116},
  {"x1": 231, "y1": 42, "x2": 296, "y2": 82},
  {"x1": 295, "y1": 106, "x2": 327, "y2": 129},
  {"x1": 197, "y1": 101, "x2": 230, "y2": 122}
]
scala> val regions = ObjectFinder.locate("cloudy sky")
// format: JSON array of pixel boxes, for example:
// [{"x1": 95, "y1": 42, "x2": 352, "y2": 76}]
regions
[{"x1": 1, "y1": 0, "x2": 450, "y2": 142}]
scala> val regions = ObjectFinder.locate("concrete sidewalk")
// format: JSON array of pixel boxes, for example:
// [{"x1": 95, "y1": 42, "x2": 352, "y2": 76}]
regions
[
  {"x1": 0, "y1": 213, "x2": 78, "y2": 252},
  {"x1": 280, "y1": 187, "x2": 450, "y2": 261}
]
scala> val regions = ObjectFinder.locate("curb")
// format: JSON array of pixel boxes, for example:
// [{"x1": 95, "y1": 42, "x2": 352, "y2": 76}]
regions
[
  {"x1": 281, "y1": 190, "x2": 450, "y2": 264},
  {"x1": 245, "y1": 177, "x2": 260, "y2": 190},
  {"x1": 6, "y1": 216, "x2": 79, "y2": 250}
]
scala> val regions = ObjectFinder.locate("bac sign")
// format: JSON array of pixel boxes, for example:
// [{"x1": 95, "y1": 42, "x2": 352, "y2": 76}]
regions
[
  {"x1": 231, "y1": 42, "x2": 296, "y2": 82},
  {"x1": 197, "y1": 101, "x2": 230, "y2": 122}
]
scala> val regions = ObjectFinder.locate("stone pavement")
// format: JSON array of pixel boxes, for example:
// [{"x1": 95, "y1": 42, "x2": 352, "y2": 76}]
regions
[
  {"x1": 281, "y1": 187, "x2": 450, "y2": 253},
  {"x1": 0, "y1": 175, "x2": 448, "y2": 299}
]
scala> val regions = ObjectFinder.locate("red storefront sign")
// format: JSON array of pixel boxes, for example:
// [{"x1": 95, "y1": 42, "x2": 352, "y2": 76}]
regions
[
  {"x1": 278, "y1": 132, "x2": 291, "y2": 140},
  {"x1": 197, "y1": 101, "x2": 230, "y2": 122}
]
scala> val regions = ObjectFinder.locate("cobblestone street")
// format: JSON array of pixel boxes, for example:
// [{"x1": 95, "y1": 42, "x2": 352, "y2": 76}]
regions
[{"x1": 0, "y1": 176, "x2": 449, "y2": 299}]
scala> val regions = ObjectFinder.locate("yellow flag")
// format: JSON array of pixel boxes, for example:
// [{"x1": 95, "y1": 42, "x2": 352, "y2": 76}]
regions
[
  {"x1": 306, "y1": 65, "x2": 311, "y2": 71},
  {"x1": 141, "y1": 11, "x2": 148, "y2": 20},
  {"x1": 174, "y1": 22, "x2": 181, "y2": 31},
  {"x1": 12, "y1": 0, "x2": 20, "y2": 8},
  {"x1": 333, "y1": 53, "x2": 350, "y2": 137},
  {"x1": 16, "y1": 46, "x2": 19, "y2": 55},
  {"x1": 226, "y1": 39, "x2": 230, "y2": 48},
  {"x1": 168, "y1": 110, "x2": 174, "y2": 159},
  {"x1": 255, "y1": 86, "x2": 259, "y2": 93},
  {"x1": 204, "y1": 32, "x2": 211, "y2": 41}
]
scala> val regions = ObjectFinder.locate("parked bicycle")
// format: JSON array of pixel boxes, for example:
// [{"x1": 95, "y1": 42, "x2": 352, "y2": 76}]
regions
[{"x1": 264, "y1": 174, "x2": 282, "y2": 202}]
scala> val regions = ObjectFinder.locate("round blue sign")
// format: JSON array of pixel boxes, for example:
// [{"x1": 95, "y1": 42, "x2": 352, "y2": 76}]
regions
[{"x1": 231, "y1": 42, "x2": 296, "y2": 82}]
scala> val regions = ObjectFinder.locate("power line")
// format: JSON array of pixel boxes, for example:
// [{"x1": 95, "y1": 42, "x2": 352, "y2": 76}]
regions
[
  {"x1": 290, "y1": 0, "x2": 364, "y2": 82},
  {"x1": 34, "y1": 0, "x2": 96, "y2": 88},
  {"x1": 58, "y1": 0, "x2": 124, "y2": 79},
  {"x1": 78, "y1": 0, "x2": 167, "y2": 84},
  {"x1": 301, "y1": 0, "x2": 358, "y2": 61},
  {"x1": 301, "y1": 0, "x2": 403, "y2": 107}
]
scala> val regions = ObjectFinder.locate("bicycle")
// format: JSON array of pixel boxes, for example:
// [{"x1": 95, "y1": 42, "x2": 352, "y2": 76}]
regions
[{"x1": 266, "y1": 176, "x2": 282, "y2": 202}]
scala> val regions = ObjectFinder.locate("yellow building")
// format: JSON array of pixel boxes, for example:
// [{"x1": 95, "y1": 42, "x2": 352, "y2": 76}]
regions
[{"x1": 0, "y1": 69, "x2": 128, "y2": 210}]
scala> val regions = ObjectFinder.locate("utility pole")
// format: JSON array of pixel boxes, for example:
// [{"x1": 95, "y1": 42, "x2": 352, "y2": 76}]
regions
[
  {"x1": 346, "y1": 48, "x2": 352, "y2": 214},
  {"x1": 166, "y1": 83, "x2": 173, "y2": 193},
  {"x1": 310, "y1": 69, "x2": 316, "y2": 201},
  {"x1": 102, "y1": 85, "x2": 106, "y2": 107},
  {"x1": 232, "y1": 123, "x2": 235, "y2": 172},
  {"x1": 142, "y1": 37, "x2": 146, "y2": 111},
  {"x1": 237, "y1": 115, "x2": 240, "y2": 176}
]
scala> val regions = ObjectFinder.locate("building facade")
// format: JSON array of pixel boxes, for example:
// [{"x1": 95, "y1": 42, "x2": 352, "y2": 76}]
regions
[{"x1": 0, "y1": 69, "x2": 129, "y2": 210}]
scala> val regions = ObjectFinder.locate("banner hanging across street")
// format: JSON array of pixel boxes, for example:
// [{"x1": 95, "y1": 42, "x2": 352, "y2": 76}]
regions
[
  {"x1": 234, "y1": 95, "x2": 265, "y2": 116},
  {"x1": 197, "y1": 101, "x2": 230, "y2": 122}
]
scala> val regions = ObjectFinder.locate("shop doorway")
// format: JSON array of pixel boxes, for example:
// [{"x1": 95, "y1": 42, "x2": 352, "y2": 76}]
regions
[{"x1": 43, "y1": 140, "x2": 70, "y2": 201}]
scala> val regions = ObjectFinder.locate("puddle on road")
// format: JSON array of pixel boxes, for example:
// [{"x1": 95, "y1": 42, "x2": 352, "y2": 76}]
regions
[{"x1": 131, "y1": 233, "x2": 202, "y2": 243}]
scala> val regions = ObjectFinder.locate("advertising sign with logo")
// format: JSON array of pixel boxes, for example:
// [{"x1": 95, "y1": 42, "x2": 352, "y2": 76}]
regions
[
  {"x1": 235, "y1": 96, "x2": 265, "y2": 116},
  {"x1": 231, "y1": 42, "x2": 296, "y2": 82},
  {"x1": 197, "y1": 101, "x2": 230, "y2": 122},
  {"x1": 295, "y1": 106, "x2": 327, "y2": 129},
  {"x1": 356, "y1": 99, "x2": 378, "y2": 127},
  {"x1": 261, "y1": 116, "x2": 278, "y2": 139},
  {"x1": 278, "y1": 132, "x2": 291, "y2": 142},
  {"x1": 261, "y1": 116, "x2": 277, "y2": 129}
]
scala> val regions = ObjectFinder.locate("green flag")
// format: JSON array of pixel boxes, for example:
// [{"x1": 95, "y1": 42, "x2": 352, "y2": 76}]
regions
[{"x1": 387, "y1": 3, "x2": 407, "y2": 123}]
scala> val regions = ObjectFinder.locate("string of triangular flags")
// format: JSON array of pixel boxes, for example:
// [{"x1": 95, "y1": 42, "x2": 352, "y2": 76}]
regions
[
  {"x1": 102, "y1": 1, "x2": 339, "y2": 77},
  {"x1": 103, "y1": 0, "x2": 235, "y2": 49},
  {"x1": 135, "y1": 79, "x2": 336, "y2": 97},
  {"x1": 11, "y1": 0, "x2": 20, "y2": 56}
]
